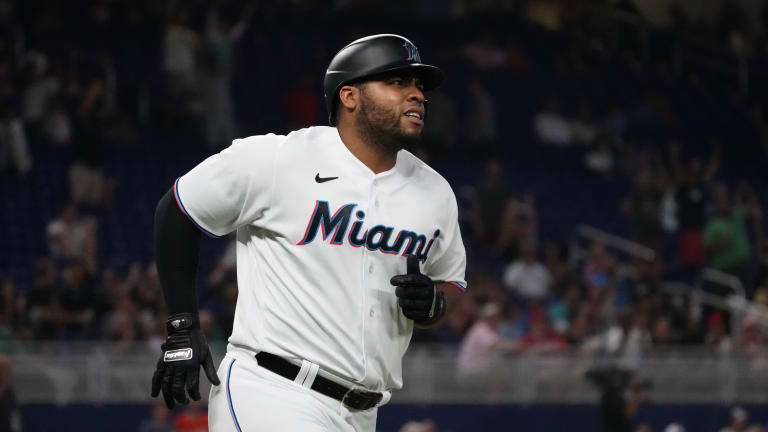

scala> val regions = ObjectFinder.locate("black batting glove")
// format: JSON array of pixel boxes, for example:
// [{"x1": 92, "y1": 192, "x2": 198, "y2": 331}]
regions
[
  {"x1": 391, "y1": 255, "x2": 446, "y2": 326},
  {"x1": 151, "y1": 313, "x2": 221, "y2": 409}
]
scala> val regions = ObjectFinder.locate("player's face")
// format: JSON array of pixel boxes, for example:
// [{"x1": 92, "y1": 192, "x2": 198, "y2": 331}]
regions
[{"x1": 355, "y1": 73, "x2": 426, "y2": 152}]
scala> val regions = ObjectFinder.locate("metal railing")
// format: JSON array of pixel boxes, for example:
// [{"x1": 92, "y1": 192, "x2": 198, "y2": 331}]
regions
[
  {"x1": 571, "y1": 224, "x2": 768, "y2": 339},
  {"x1": 570, "y1": 224, "x2": 657, "y2": 264},
  {"x1": 8, "y1": 342, "x2": 768, "y2": 405}
]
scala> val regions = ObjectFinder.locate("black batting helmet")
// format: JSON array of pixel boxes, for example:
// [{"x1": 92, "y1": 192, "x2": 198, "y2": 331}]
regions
[{"x1": 323, "y1": 34, "x2": 443, "y2": 126}]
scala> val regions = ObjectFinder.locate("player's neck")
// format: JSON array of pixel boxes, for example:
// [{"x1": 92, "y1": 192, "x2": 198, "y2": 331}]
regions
[{"x1": 337, "y1": 125, "x2": 397, "y2": 174}]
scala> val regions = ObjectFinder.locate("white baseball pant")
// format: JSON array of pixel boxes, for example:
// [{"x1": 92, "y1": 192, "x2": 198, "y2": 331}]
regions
[{"x1": 208, "y1": 347, "x2": 378, "y2": 432}]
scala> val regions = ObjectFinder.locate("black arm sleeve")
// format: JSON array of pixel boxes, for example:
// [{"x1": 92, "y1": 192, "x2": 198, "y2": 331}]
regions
[{"x1": 154, "y1": 187, "x2": 202, "y2": 316}]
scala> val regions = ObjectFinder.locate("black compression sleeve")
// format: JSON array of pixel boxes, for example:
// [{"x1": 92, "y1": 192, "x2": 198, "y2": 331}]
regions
[{"x1": 154, "y1": 187, "x2": 202, "y2": 316}]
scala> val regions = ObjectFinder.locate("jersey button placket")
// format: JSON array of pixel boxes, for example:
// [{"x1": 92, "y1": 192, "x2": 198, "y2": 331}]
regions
[{"x1": 361, "y1": 177, "x2": 378, "y2": 377}]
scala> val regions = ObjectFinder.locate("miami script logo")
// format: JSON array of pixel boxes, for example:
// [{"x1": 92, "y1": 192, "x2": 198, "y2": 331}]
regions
[{"x1": 297, "y1": 200, "x2": 439, "y2": 262}]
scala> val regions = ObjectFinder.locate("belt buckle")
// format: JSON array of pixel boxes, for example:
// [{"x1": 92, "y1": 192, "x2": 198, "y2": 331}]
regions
[{"x1": 342, "y1": 388, "x2": 382, "y2": 411}]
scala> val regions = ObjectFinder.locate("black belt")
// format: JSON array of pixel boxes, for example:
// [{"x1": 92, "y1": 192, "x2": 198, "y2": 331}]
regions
[{"x1": 255, "y1": 351, "x2": 383, "y2": 411}]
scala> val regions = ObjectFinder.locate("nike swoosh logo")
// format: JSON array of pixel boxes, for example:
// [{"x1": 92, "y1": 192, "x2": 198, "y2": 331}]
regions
[{"x1": 315, "y1": 173, "x2": 339, "y2": 183}]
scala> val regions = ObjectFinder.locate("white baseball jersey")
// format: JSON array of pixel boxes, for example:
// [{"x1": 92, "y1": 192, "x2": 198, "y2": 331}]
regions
[{"x1": 174, "y1": 126, "x2": 467, "y2": 391}]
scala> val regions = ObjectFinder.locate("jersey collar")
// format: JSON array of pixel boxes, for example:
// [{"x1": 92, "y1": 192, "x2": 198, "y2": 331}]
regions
[{"x1": 330, "y1": 126, "x2": 409, "y2": 181}]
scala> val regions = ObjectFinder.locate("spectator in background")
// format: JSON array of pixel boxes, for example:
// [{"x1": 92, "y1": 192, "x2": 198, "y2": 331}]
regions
[
  {"x1": 46, "y1": 203, "x2": 98, "y2": 271},
  {"x1": 705, "y1": 312, "x2": 733, "y2": 354},
  {"x1": 498, "y1": 302, "x2": 525, "y2": 342},
  {"x1": 668, "y1": 141, "x2": 719, "y2": 268},
  {"x1": 736, "y1": 318, "x2": 767, "y2": 359},
  {"x1": 69, "y1": 62, "x2": 118, "y2": 208},
  {"x1": 460, "y1": 32, "x2": 528, "y2": 70},
  {"x1": 728, "y1": 31, "x2": 750, "y2": 96},
  {"x1": 498, "y1": 193, "x2": 538, "y2": 261},
  {"x1": 602, "y1": 104, "x2": 629, "y2": 143},
  {"x1": 138, "y1": 401, "x2": 174, "y2": 432},
  {"x1": 199, "y1": 308, "x2": 225, "y2": 344},
  {"x1": 25, "y1": 258, "x2": 58, "y2": 340},
  {"x1": 584, "y1": 135, "x2": 615, "y2": 180},
  {"x1": 754, "y1": 277, "x2": 768, "y2": 308},
  {"x1": 571, "y1": 101, "x2": 598, "y2": 145},
  {"x1": 720, "y1": 406, "x2": 749, "y2": 432},
  {"x1": 69, "y1": 159, "x2": 116, "y2": 208},
  {"x1": 93, "y1": 267, "x2": 127, "y2": 328},
  {"x1": 533, "y1": 96, "x2": 572, "y2": 147},
  {"x1": 419, "y1": 88, "x2": 458, "y2": 160},
  {"x1": 283, "y1": 72, "x2": 319, "y2": 129},
  {"x1": 457, "y1": 302, "x2": 518, "y2": 382},
  {"x1": 163, "y1": 4, "x2": 199, "y2": 115},
  {"x1": 174, "y1": 400, "x2": 208, "y2": 432},
  {"x1": 518, "y1": 302, "x2": 568, "y2": 354},
  {"x1": 0, "y1": 95, "x2": 31, "y2": 178},
  {"x1": 624, "y1": 257, "x2": 662, "y2": 301},
  {"x1": 583, "y1": 242, "x2": 618, "y2": 292},
  {"x1": 0, "y1": 279, "x2": 20, "y2": 344},
  {"x1": 650, "y1": 315, "x2": 678, "y2": 348},
  {"x1": 463, "y1": 77, "x2": 498, "y2": 159},
  {"x1": 398, "y1": 419, "x2": 437, "y2": 432},
  {"x1": 209, "y1": 235, "x2": 237, "y2": 280},
  {"x1": 433, "y1": 293, "x2": 475, "y2": 345},
  {"x1": 470, "y1": 159, "x2": 512, "y2": 250},
  {"x1": 622, "y1": 169, "x2": 665, "y2": 252},
  {"x1": 57, "y1": 261, "x2": 95, "y2": 339},
  {"x1": 502, "y1": 241, "x2": 552, "y2": 300},
  {"x1": 102, "y1": 294, "x2": 142, "y2": 352},
  {"x1": 543, "y1": 242, "x2": 569, "y2": 290},
  {"x1": 0, "y1": 356, "x2": 20, "y2": 432},
  {"x1": 42, "y1": 93, "x2": 73, "y2": 146},
  {"x1": 135, "y1": 262, "x2": 165, "y2": 320},
  {"x1": 704, "y1": 182, "x2": 761, "y2": 294},
  {"x1": 19, "y1": 51, "x2": 59, "y2": 131},
  {"x1": 199, "y1": 1, "x2": 254, "y2": 148},
  {"x1": 618, "y1": 308, "x2": 653, "y2": 368},
  {"x1": 566, "y1": 302, "x2": 594, "y2": 349}
]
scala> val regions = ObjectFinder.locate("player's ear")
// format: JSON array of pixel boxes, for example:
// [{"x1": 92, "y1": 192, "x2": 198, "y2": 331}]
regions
[{"x1": 338, "y1": 85, "x2": 360, "y2": 111}]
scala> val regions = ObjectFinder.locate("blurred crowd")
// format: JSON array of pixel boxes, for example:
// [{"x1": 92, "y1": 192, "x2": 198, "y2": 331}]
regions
[
  {"x1": 0, "y1": 0, "x2": 766, "y2": 383},
  {"x1": 0, "y1": 1, "x2": 766, "y2": 432}
]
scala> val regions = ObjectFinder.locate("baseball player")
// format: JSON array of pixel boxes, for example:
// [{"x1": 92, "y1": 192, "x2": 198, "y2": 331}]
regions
[{"x1": 151, "y1": 34, "x2": 467, "y2": 431}]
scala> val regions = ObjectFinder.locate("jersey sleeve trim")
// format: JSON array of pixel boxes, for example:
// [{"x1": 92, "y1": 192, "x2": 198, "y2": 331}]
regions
[
  {"x1": 173, "y1": 177, "x2": 222, "y2": 239},
  {"x1": 447, "y1": 281, "x2": 467, "y2": 292}
]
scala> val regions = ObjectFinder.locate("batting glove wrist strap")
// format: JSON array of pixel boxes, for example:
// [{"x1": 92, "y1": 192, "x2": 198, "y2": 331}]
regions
[
  {"x1": 391, "y1": 256, "x2": 444, "y2": 324},
  {"x1": 414, "y1": 291, "x2": 446, "y2": 328},
  {"x1": 166, "y1": 313, "x2": 198, "y2": 333}
]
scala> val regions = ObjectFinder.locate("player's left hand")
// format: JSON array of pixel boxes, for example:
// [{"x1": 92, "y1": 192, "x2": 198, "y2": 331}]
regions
[
  {"x1": 151, "y1": 313, "x2": 221, "y2": 409},
  {"x1": 391, "y1": 255, "x2": 445, "y2": 324}
]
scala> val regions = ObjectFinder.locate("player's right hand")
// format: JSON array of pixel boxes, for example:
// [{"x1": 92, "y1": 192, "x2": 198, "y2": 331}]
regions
[{"x1": 151, "y1": 313, "x2": 221, "y2": 409}]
